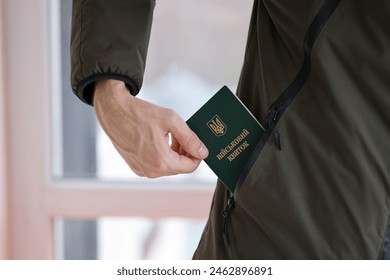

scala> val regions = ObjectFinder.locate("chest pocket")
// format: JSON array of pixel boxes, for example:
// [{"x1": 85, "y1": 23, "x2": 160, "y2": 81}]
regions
[{"x1": 234, "y1": 0, "x2": 341, "y2": 197}]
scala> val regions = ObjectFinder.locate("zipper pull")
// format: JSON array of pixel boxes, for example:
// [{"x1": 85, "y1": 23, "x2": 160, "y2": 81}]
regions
[
  {"x1": 222, "y1": 194, "x2": 235, "y2": 247},
  {"x1": 274, "y1": 130, "x2": 283, "y2": 150},
  {"x1": 267, "y1": 102, "x2": 285, "y2": 129},
  {"x1": 267, "y1": 102, "x2": 285, "y2": 150}
]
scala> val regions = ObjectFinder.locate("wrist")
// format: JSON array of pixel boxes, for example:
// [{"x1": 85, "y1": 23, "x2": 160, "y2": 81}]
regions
[
  {"x1": 95, "y1": 79, "x2": 127, "y2": 93},
  {"x1": 94, "y1": 79, "x2": 133, "y2": 105}
]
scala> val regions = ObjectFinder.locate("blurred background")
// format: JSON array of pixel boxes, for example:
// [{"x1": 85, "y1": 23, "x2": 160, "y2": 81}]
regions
[{"x1": 0, "y1": 0, "x2": 252, "y2": 259}]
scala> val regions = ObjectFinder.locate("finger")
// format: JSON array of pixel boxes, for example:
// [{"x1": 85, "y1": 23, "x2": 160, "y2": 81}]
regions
[
  {"x1": 167, "y1": 151, "x2": 202, "y2": 174},
  {"x1": 170, "y1": 135, "x2": 191, "y2": 156},
  {"x1": 168, "y1": 115, "x2": 208, "y2": 159},
  {"x1": 170, "y1": 135, "x2": 180, "y2": 153}
]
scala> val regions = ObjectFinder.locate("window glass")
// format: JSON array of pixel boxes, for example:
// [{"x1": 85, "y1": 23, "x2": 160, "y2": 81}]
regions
[
  {"x1": 55, "y1": 218, "x2": 206, "y2": 260},
  {"x1": 51, "y1": 0, "x2": 252, "y2": 261},
  {"x1": 52, "y1": 0, "x2": 252, "y2": 183}
]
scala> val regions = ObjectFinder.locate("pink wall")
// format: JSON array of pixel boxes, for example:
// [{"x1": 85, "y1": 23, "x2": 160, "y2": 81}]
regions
[{"x1": 0, "y1": 0, "x2": 10, "y2": 260}]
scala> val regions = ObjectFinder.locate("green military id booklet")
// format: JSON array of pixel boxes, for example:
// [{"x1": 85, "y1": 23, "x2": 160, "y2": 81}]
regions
[{"x1": 187, "y1": 86, "x2": 264, "y2": 193}]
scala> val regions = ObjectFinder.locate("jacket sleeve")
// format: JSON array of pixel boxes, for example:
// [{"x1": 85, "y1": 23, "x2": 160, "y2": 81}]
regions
[{"x1": 71, "y1": 0, "x2": 155, "y2": 105}]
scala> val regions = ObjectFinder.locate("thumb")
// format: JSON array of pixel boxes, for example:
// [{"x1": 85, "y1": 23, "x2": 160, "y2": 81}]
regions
[{"x1": 170, "y1": 120, "x2": 209, "y2": 160}]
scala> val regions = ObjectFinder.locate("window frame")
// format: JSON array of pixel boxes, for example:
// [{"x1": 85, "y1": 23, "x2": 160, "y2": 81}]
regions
[{"x1": 1, "y1": 0, "x2": 213, "y2": 260}]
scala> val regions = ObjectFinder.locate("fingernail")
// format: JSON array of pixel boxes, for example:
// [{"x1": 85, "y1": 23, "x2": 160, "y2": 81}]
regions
[{"x1": 199, "y1": 144, "x2": 209, "y2": 157}]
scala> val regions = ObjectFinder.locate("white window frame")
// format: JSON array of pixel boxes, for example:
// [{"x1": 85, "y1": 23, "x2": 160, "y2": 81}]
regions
[{"x1": 1, "y1": 0, "x2": 213, "y2": 260}]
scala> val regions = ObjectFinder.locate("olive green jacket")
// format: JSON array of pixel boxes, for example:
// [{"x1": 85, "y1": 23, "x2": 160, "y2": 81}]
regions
[{"x1": 71, "y1": 0, "x2": 390, "y2": 259}]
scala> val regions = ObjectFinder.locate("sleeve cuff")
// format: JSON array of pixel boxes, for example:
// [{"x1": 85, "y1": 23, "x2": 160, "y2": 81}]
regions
[{"x1": 73, "y1": 73, "x2": 140, "y2": 106}]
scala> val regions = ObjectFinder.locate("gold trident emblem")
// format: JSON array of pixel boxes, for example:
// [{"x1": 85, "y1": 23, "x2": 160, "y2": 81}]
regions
[{"x1": 207, "y1": 115, "x2": 227, "y2": 136}]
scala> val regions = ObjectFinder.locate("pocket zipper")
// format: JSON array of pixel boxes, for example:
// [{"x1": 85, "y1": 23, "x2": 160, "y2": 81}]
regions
[
  {"x1": 267, "y1": 102, "x2": 286, "y2": 151},
  {"x1": 265, "y1": 0, "x2": 341, "y2": 149},
  {"x1": 222, "y1": 193, "x2": 235, "y2": 247},
  {"x1": 223, "y1": 0, "x2": 341, "y2": 247}
]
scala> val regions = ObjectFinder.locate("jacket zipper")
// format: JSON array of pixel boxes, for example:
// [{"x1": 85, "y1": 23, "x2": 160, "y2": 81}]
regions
[
  {"x1": 224, "y1": 0, "x2": 341, "y2": 247},
  {"x1": 265, "y1": 0, "x2": 341, "y2": 149},
  {"x1": 267, "y1": 102, "x2": 286, "y2": 150},
  {"x1": 222, "y1": 193, "x2": 235, "y2": 247}
]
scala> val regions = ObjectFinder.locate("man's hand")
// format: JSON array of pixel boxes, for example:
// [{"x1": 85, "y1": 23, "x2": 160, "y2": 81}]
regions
[{"x1": 94, "y1": 79, "x2": 209, "y2": 178}]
